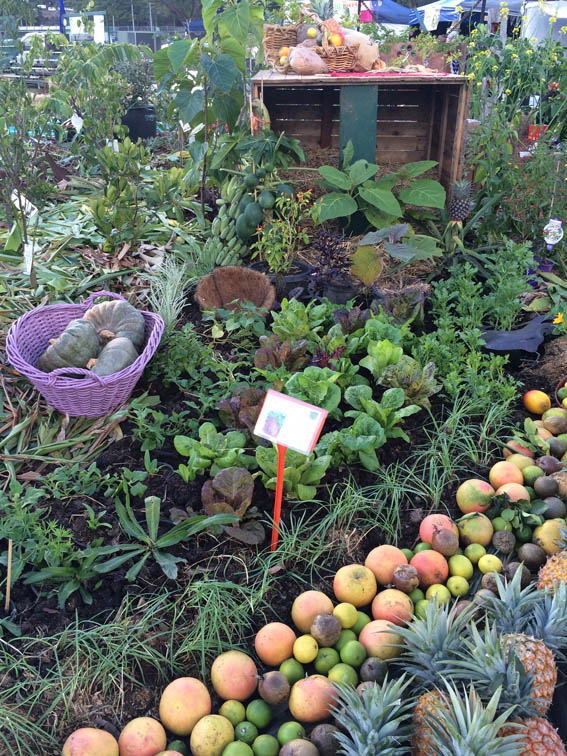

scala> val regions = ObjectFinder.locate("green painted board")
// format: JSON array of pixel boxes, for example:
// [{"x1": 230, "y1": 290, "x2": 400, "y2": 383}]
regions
[{"x1": 339, "y1": 85, "x2": 378, "y2": 167}]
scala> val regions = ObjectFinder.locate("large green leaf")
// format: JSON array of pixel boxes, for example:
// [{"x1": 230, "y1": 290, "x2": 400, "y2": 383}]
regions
[
  {"x1": 213, "y1": 89, "x2": 244, "y2": 130},
  {"x1": 153, "y1": 48, "x2": 172, "y2": 83},
  {"x1": 358, "y1": 184, "x2": 402, "y2": 217},
  {"x1": 167, "y1": 39, "x2": 192, "y2": 73},
  {"x1": 398, "y1": 179, "x2": 446, "y2": 209},
  {"x1": 349, "y1": 160, "x2": 379, "y2": 186},
  {"x1": 317, "y1": 193, "x2": 358, "y2": 222},
  {"x1": 218, "y1": 0, "x2": 250, "y2": 45},
  {"x1": 202, "y1": 0, "x2": 224, "y2": 36},
  {"x1": 200, "y1": 53, "x2": 239, "y2": 93},
  {"x1": 364, "y1": 207, "x2": 397, "y2": 230},
  {"x1": 397, "y1": 160, "x2": 438, "y2": 178},
  {"x1": 318, "y1": 165, "x2": 352, "y2": 191},
  {"x1": 175, "y1": 89, "x2": 204, "y2": 124},
  {"x1": 220, "y1": 37, "x2": 246, "y2": 73},
  {"x1": 351, "y1": 245, "x2": 383, "y2": 286}
]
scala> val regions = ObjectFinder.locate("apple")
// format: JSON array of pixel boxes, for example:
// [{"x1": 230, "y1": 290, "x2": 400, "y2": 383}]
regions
[
  {"x1": 329, "y1": 32, "x2": 344, "y2": 46},
  {"x1": 280, "y1": 55, "x2": 289, "y2": 65},
  {"x1": 307, "y1": 27, "x2": 318, "y2": 39},
  {"x1": 279, "y1": 46, "x2": 290, "y2": 57}
]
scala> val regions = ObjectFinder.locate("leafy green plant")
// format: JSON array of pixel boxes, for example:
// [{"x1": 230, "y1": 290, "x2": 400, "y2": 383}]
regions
[
  {"x1": 217, "y1": 386, "x2": 266, "y2": 438},
  {"x1": 174, "y1": 422, "x2": 256, "y2": 482},
  {"x1": 360, "y1": 339, "x2": 403, "y2": 381},
  {"x1": 254, "y1": 335, "x2": 310, "y2": 372},
  {"x1": 210, "y1": 129, "x2": 305, "y2": 174},
  {"x1": 202, "y1": 301, "x2": 268, "y2": 344},
  {"x1": 380, "y1": 355, "x2": 441, "y2": 409},
  {"x1": 271, "y1": 298, "x2": 334, "y2": 351},
  {"x1": 90, "y1": 495, "x2": 237, "y2": 581},
  {"x1": 82, "y1": 503, "x2": 112, "y2": 531},
  {"x1": 311, "y1": 149, "x2": 446, "y2": 230},
  {"x1": 255, "y1": 446, "x2": 332, "y2": 501},
  {"x1": 351, "y1": 224, "x2": 441, "y2": 286},
  {"x1": 284, "y1": 366, "x2": 342, "y2": 415},
  {"x1": 316, "y1": 415, "x2": 387, "y2": 472},
  {"x1": 201, "y1": 467, "x2": 255, "y2": 519},
  {"x1": 42, "y1": 462, "x2": 118, "y2": 500},
  {"x1": 485, "y1": 493, "x2": 546, "y2": 533},
  {"x1": 344, "y1": 386, "x2": 421, "y2": 442}
]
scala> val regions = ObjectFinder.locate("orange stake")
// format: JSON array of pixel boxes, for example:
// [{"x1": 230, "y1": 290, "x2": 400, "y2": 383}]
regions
[{"x1": 271, "y1": 444, "x2": 287, "y2": 551}]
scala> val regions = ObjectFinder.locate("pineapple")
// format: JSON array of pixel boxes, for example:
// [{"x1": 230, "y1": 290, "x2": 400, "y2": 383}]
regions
[
  {"x1": 309, "y1": 0, "x2": 334, "y2": 20},
  {"x1": 451, "y1": 622, "x2": 554, "y2": 716},
  {"x1": 499, "y1": 717, "x2": 567, "y2": 756},
  {"x1": 413, "y1": 683, "x2": 524, "y2": 756},
  {"x1": 449, "y1": 180, "x2": 472, "y2": 221},
  {"x1": 332, "y1": 675, "x2": 413, "y2": 756},
  {"x1": 538, "y1": 551, "x2": 567, "y2": 592}
]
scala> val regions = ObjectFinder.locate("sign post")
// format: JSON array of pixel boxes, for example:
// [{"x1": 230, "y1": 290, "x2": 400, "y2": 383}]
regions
[{"x1": 253, "y1": 390, "x2": 328, "y2": 551}]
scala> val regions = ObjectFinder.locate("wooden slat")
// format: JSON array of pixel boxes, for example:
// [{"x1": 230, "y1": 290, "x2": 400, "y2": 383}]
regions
[
  {"x1": 378, "y1": 122, "x2": 429, "y2": 137},
  {"x1": 377, "y1": 108, "x2": 430, "y2": 123},
  {"x1": 377, "y1": 136, "x2": 429, "y2": 151},
  {"x1": 269, "y1": 105, "x2": 324, "y2": 120},
  {"x1": 377, "y1": 149, "x2": 428, "y2": 162}
]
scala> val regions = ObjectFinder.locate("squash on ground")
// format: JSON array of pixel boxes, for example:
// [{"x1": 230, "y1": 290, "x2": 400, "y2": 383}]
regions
[
  {"x1": 91, "y1": 337, "x2": 138, "y2": 376},
  {"x1": 37, "y1": 319, "x2": 100, "y2": 373},
  {"x1": 84, "y1": 300, "x2": 146, "y2": 349}
]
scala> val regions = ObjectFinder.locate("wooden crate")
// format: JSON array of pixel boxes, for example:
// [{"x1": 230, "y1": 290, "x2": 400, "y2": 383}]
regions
[{"x1": 252, "y1": 71, "x2": 469, "y2": 191}]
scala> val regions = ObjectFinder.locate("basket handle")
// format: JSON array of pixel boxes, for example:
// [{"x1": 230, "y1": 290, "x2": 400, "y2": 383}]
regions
[
  {"x1": 46, "y1": 366, "x2": 107, "y2": 386},
  {"x1": 82, "y1": 290, "x2": 127, "y2": 309}
]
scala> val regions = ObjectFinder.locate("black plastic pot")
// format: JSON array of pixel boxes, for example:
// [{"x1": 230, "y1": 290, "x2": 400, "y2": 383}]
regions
[
  {"x1": 323, "y1": 279, "x2": 358, "y2": 304},
  {"x1": 121, "y1": 105, "x2": 157, "y2": 141},
  {"x1": 249, "y1": 260, "x2": 314, "y2": 299}
]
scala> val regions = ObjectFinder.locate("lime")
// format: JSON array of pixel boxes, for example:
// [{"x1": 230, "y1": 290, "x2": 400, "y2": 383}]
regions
[
  {"x1": 352, "y1": 611, "x2": 371, "y2": 635},
  {"x1": 464, "y1": 543, "x2": 486, "y2": 564},
  {"x1": 478, "y1": 554, "x2": 503, "y2": 574},
  {"x1": 328, "y1": 663, "x2": 358, "y2": 686},
  {"x1": 514, "y1": 525, "x2": 533, "y2": 543},
  {"x1": 277, "y1": 722, "x2": 306, "y2": 746},
  {"x1": 340, "y1": 640, "x2": 367, "y2": 667},
  {"x1": 167, "y1": 741, "x2": 188, "y2": 756},
  {"x1": 220, "y1": 700, "x2": 246, "y2": 727},
  {"x1": 492, "y1": 516, "x2": 513, "y2": 532},
  {"x1": 223, "y1": 743, "x2": 254, "y2": 756},
  {"x1": 279, "y1": 658, "x2": 304, "y2": 686},
  {"x1": 415, "y1": 599, "x2": 429, "y2": 619},
  {"x1": 333, "y1": 603, "x2": 358, "y2": 629},
  {"x1": 447, "y1": 576, "x2": 469, "y2": 597},
  {"x1": 409, "y1": 588, "x2": 425, "y2": 603},
  {"x1": 293, "y1": 635, "x2": 319, "y2": 663},
  {"x1": 448, "y1": 554, "x2": 474, "y2": 580},
  {"x1": 523, "y1": 465, "x2": 545, "y2": 486},
  {"x1": 558, "y1": 387, "x2": 567, "y2": 401},
  {"x1": 253, "y1": 734, "x2": 280, "y2": 756},
  {"x1": 414, "y1": 542, "x2": 433, "y2": 552},
  {"x1": 400, "y1": 548, "x2": 414, "y2": 561},
  {"x1": 314, "y1": 647, "x2": 340, "y2": 674},
  {"x1": 426, "y1": 584, "x2": 451, "y2": 606},
  {"x1": 235, "y1": 722, "x2": 258, "y2": 745},
  {"x1": 246, "y1": 700, "x2": 272, "y2": 730},
  {"x1": 334, "y1": 629, "x2": 357, "y2": 652}
]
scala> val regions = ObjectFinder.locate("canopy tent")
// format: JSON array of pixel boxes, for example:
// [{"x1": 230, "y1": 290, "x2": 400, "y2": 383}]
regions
[
  {"x1": 522, "y1": 1, "x2": 567, "y2": 43},
  {"x1": 371, "y1": 0, "x2": 411, "y2": 24},
  {"x1": 409, "y1": 0, "x2": 522, "y2": 28}
]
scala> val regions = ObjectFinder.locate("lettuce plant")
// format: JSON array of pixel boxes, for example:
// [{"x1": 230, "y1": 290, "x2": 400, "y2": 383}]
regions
[
  {"x1": 359, "y1": 339, "x2": 403, "y2": 381},
  {"x1": 380, "y1": 355, "x2": 441, "y2": 409},
  {"x1": 344, "y1": 386, "x2": 421, "y2": 442},
  {"x1": 201, "y1": 467, "x2": 254, "y2": 519},
  {"x1": 255, "y1": 446, "x2": 332, "y2": 501},
  {"x1": 174, "y1": 422, "x2": 256, "y2": 482},
  {"x1": 284, "y1": 366, "x2": 342, "y2": 415}
]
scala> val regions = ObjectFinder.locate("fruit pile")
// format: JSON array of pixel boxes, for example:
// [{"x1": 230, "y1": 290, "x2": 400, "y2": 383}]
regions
[{"x1": 61, "y1": 387, "x2": 567, "y2": 756}]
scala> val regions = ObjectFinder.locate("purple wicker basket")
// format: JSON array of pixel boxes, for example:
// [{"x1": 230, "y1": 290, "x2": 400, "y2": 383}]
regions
[{"x1": 6, "y1": 290, "x2": 164, "y2": 418}]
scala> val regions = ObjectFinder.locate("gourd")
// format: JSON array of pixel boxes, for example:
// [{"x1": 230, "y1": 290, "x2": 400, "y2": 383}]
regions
[
  {"x1": 37, "y1": 319, "x2": 100, "y2": 373},
  {"x1": 91, "y1": 337, "x2": 138, "y2": 376},
  {"x1": 84, "y1": 300, "x2": 146, "y2": 349}
]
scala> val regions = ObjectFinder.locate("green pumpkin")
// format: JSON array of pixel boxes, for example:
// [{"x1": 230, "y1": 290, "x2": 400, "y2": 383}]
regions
[
  {"x1": 91, "y1": 337, "x2": 138, "y2": 376},
  {"x1": 37, "y1": 319, "x2": 100, "y2": 373},
  {"x1": 84, "y1": 300, "x2": 146, "y2": 349}
]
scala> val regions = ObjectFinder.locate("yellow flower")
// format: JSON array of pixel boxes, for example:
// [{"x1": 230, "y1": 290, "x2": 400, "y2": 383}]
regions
[
  {"x1": 455, "y1": 5, "x2": 464, "y2": 11},
  {"x1": 505, "y1": 88, "x2": 512, "y2": 94},
  {"x1": 514, "y1": 164, "x2": 519, "y2": 168},
  {"x1": 468, "y1": 72, "x2": 476, "y2": 79},
  {"x1": 554, "y1": 313, "x2": 564, "y2": 324},
  {"x1": 550, "y1": 16, "x2": 558, "y2": 23},
  {"x1": 492, "y1": 64, "x2": 499, "y2": 71},
  {"x1": 477, "y1": 81, "x2": 482, "y2": 86},
  {"x1": 511, "y1": 53, "x2": 518, "y2": 59},
  {"x1": 561, "y1": 25, "x2": 567, "y2": 33},
  {"x1": 522, "y1": 14, "x2": 528, "y2": 21},
  {"x1": 471, "y1": 28, "x2": 478, "y2": 35},
  {"x1": 526, "y1": 49, "x2": 533, "y2": 54},
  {"x1": 469, "y1": 41, "x2": 476, "y2": 47}
]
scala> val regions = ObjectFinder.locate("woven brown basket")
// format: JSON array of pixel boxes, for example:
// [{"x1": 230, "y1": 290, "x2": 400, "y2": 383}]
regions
[
  {"x1": 196, "y1": 266, "x2": 276, "y2": 314},
  {"x1": 263, "y1": 22, "x2": 299, "y2": 72},
  {"x1": 316, "y1": 35, "x2": 359, "y2": 72}
]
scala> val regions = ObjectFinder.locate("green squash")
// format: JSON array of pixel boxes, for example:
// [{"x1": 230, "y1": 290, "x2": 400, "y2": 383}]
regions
[
  {"x1": 91, "y1": 337, "x2": 138, "y2": 376},
  {"x1": 84, "y1": 300, "x2": 146, "y2": 349},
  {"x1": 37, "y1": 319, "x2": 100, "y2": 373}
]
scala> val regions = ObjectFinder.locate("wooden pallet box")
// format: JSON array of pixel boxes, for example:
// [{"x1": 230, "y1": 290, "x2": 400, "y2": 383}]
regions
[{"x1": 252, "y1": 71, "x2": 469, "y2": 191}]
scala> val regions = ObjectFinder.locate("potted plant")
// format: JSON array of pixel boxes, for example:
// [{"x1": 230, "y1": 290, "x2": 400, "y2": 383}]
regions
[
  {"x1": 117, "y1": 57, "x2": 157, "y2": 140},
  {"x1": 250, "y1": 190, "x2": 313, "y2": 299}
]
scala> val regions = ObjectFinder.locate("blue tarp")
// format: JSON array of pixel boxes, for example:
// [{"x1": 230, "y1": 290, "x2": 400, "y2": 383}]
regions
[
  {"x1": 371, "y1": 0, "x2": 411, "y2": 24},
  {"x1": 187, "y1": 18, "x2": 205, "y2": 34},
  {"x1": 409, "y1": 0, "x2": 522, "y2": 26}
]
